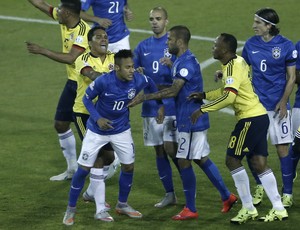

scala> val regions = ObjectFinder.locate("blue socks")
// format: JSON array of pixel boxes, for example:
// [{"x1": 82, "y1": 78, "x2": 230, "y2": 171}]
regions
[
  {"x1": 118, "y1": 171, "x2": 133, "y2": 203},
  {"x1": 280, "y1": 154, "x2": 293, "y2": 194},
  {"x1": 200, "y1": 158, "x2": 231, "y2": 201},
  {"x1": 156, "y1": 156, "x2": 174, "y2": 193},
  {"x1": 68, "y1": 167, "x2": 89, "y2": 207},
  {"x1": 180, "y1": 166, "x2": 196, "y2": 212}
]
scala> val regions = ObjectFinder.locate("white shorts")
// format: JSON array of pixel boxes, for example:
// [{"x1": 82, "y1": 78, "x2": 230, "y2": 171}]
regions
[
  {"x1": 108, "y1": 35, "x2": 130, "y2": 53},
  {"x1": 77, "y1": 129, "x2": 135, "y2": 167},
  {"x1": 143, "y1": 116, "x2": 178, "y2": 146},
  {"x1": 291, "y1": 107, "x2": 300, "y2": 136},
  {"x1": 176, "y1": 130, "x2": 210, "y2": 160},
  {"x1": 267, "y1": 110, "x2": 293, "y2": 145}
]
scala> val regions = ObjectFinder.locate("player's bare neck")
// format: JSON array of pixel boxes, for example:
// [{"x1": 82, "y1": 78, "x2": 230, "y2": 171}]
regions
[{"x1": 261, "y1": 34, "x2": 274, "y2": 42}]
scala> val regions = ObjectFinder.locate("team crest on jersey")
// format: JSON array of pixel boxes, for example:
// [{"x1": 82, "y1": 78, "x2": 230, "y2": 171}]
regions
[
  {"x1": 164, "y1": 48, "x2": 172, "y2": 58},
  {"x1": 108, "y1": 63, "x2": 114, "y2": 71},
  {"x1": 128, "y1": 88, "x2": 136, "y2": 99},
  {"x1": 272, "y1": 47, "x2": 281, "y2": 59}
]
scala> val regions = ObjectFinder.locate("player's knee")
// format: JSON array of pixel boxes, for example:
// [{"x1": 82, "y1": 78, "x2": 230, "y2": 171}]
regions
[
  {"x1": 121, "y1": 163, "x2": 134, "y2": 173},
  {"x1": 54, "y1": 120, "x2": 70, "y2": 133}
]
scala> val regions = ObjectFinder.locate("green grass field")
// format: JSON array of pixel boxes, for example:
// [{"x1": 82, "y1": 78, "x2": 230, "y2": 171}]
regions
[{"x1": 1, "y1": 0, "x2": 300, "y2": 229}]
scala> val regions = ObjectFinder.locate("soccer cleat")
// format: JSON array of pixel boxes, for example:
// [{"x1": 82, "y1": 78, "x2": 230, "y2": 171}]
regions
[
  {"x1": 50, "y1": 170, "x2": 76, "y2": 181},
  {"x1": 115, "y1": 203, "x2": 142, "y2": 218},
  {"x1": 82, "y1": 191, "x2": 111, "y2": 210},
  {"x1": 230, "y1": 207, "x2": 258, "y2": 224},
  {"x1": 222, "y1": 193, "x2": 238, "y2": 213},
  {"x1": 172, "y1": 206, "x2": 199, "y2": 220},
  {"x1": 62, "y1": 206, "x2": 76, "y2": 226},
  {"x1": 259, "y1": 208, "x2": 288, "y2": 222},
  {"x1": 154, "y1": 192, "x2": 177, "y2": 208},
  {"x1": 94, "y1": 211, "x2": 114, "y2": 222},
  {"x1": 252, "y1": 184, "x2": 264, "y2": 206},
  {"x1": 282, "y1": 194, "x2": 293, "y2": 208}
]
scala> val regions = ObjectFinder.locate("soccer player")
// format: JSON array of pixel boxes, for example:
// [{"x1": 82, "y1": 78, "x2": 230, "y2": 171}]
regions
[
  {"x1": 242, "y1": 8, "x2": 297, "y2": 207},
  {"x1": 26, "y1": 0, "x2": 90, "y2": 181},
  {"x1": 73, "y1": 26, "x2": 119, "y2": 207},
  {"x1": 133, "y1": 7, "x2": 178, "y2": 208},
  {"x1": 189, "y1": 33, "x2": 288, "y2": 224},
  {"x1": 63, "y1": 49, "x2": 158, "y2": 225},
  {"x1": 128, "y1": 26, "x2": 237, "y2": 220},
  {"x1": 289, "y1": 40, "x2": 300, "y2": 182},
  {"x1": 80, "y1": 0, "x2": 133, "y2": 53}
]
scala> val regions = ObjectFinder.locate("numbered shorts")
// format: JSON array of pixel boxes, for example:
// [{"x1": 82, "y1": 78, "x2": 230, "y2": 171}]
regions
[
  {"x1": 77, "y1": 128, "x2": 134, "y2": 167},
  {"x1": 227, "y1": 114, "x2": 269, "y2": 160},
  {"x1": 267, "y1": 110, "x2": 293, "y2": 145},
  {"x1": 143, "y1": 116, "x2": 178, "y2": 146},
  {"x1": 176, "y1": 130, "x2": 210, "y2": 160}
]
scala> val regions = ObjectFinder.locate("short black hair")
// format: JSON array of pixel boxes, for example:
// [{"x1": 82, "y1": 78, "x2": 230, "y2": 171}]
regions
[
  {"x1": 114, "y1": 49, "x2": 134, "y2": 66},
  {"x1": 169, "y1": 25, "x2": 191, "y2": 44},
  {"x1": 60, "y1": 0, "x2": 81, "y2": 15},
  {"x1": 220, "y1": 33, "x2": 237, "y2": 53},
  {"x1": 87, "y1": 26, "x2": 106, "y2": 41}
]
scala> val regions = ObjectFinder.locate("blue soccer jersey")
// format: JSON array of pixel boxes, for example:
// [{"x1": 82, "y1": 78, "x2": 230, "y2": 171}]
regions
[
  {"x1": 172, "y1": 50, "x2": 209, "y2": 132},
  {"x1": 294, "y1": 41, "x2": 300, "y2": 109},
  {"x1": 242, "y1": 35, "x2": 297, "y2": 111},
  {"x1": 84, "y1": 71, "x2": 157, "y2": 135},
  {"x1": 134, "y1": 34, "x2": 176, "y2": 117},
  {"x1": 81, "y1": 0, "x2": 130, "y2": 43}
]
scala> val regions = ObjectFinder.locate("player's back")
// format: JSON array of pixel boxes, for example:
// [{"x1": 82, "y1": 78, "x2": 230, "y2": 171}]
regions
[{"x1": 81, "y1": 0, "x2": 129, "y2": 43}]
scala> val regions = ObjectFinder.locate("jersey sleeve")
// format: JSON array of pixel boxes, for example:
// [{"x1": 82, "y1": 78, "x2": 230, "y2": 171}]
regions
[
  {"x1": 83, "y1": 79, "x2": 103, "y2": 122},
  {"x1": 81, "y1": 0, "x2": 91, "y2": 11},
  {"x1": 241, "y1": 45, "x2": 250, "y2": 66},
  {"x1": 285, "y1": 41, "x2": 297, "y2": 67},
  {"x1": 296, "y1": 41, "x2": 300, "y2": 70},
  {"x1": 133, "y1": 44, "x2": 141, "y2": 68}
]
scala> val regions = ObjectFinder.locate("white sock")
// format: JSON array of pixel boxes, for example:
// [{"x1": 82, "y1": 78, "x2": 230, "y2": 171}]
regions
[
  {"x1": 58, "y1": 129, "x2": 77, "y2": 171},
  {"x1": 259, "y1": 169, "x2": 285, "y2": 211},
  {"x1": 231, "y1": 167, "x2": 255, "y2": 210},
  {"x1": 90, "y1": 168, "x2": 106, "y2": 213}
]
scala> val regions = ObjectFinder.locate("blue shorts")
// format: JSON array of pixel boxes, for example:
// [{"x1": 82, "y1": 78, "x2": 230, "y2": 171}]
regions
[
  {"x1": 226, "y1": 114, "x2": 269, "y2": 160},
  {"x1": 55, "y1": 80, "x2": 77, "y2": 122}
]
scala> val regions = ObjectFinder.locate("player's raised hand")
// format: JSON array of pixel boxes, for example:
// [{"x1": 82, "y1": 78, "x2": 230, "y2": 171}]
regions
[
  {"x1": 190, "y1": 108, "x2": 203, "y2": 124},
  {"x1": 25, "y1": 41, "x2": 44, "y2": 55}
]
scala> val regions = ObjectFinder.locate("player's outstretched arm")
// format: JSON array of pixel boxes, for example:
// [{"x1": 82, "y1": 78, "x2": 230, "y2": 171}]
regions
[
  {"x1": 80, "y1": 11, "x2": 112, "y2": 29},
  {"x1": 28, "y1": 0, "x2": 52, "y2": 18}
]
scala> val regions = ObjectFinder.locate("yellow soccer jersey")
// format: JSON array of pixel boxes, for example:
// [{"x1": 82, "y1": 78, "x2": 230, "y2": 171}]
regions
[
  {"x1": 73, "y1": 52, "x2": 115, "y2": 114},
  {"x1": 202, "y1": 55, "x2": 266, "y2": 120},
  {"x1": 52, "y1": 7, "x2": 90, "y2": 81}
]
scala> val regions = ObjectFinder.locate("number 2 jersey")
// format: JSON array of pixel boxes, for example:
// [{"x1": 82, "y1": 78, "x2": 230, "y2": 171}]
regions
[{"x1": 242, "y1": 34, "x2": 297, "y2": 111}]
